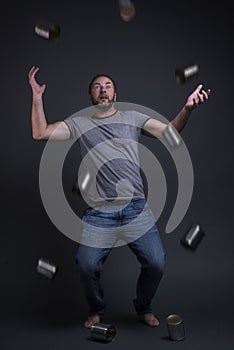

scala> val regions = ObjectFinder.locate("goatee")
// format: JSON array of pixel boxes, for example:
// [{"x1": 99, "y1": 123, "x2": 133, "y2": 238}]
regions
[{"x1": 93, "y1": 100, "x2": 115, "y2": 112}]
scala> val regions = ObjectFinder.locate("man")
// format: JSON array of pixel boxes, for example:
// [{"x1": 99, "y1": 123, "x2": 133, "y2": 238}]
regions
[{"x1": 28, "y1": 66, "x2": 211, "y2": 328}]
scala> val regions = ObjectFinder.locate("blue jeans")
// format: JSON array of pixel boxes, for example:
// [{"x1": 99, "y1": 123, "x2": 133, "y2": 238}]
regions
[{"x1": 75, "y1": 199, "x2": 166, "y2": 317}]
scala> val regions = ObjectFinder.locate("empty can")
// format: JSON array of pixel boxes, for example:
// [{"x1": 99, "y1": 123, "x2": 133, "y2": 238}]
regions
[
  {"x1": 37, "y1": 257, "x2": 57, "y2": 279},
  {"x1": 180, "y1": 224, "x2": 205, "y2": 250},
  {"x1": 175, "y1": 64, "x2": 199, "y2": 84},
  {"x1": 90, "y1": 323, "x2": 116, "y2": 342},
  {"x1": 166, "y1": 314, "x2": 185, "y2": 341}
]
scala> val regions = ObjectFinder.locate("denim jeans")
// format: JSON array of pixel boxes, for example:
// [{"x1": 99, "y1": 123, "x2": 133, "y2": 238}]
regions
[{"x1": 75, "y1": 199, "x2": 166, "y2": 317}]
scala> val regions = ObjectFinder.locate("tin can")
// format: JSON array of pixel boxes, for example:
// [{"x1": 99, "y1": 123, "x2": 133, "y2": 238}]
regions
[
  {"x1": 175, "y1": 64, "x2": 199, "y2": 84},
  {"x1": 37, "y1": 257, "x2": 57, "y2": 279},
  {"x1": 90, "y1": 323, "x2": 116, "y2": 342},
  {"x1": 180, "y1": 224, "x2": 205, "y2": 250},
  {"x1": 166, "y1": 314, "x2": 185, "y2": 341}
]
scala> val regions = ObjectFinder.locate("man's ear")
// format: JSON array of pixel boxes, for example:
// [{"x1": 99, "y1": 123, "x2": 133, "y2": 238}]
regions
[{"x1": 114, "y1": 93, "x2": 117, "y2": 102}]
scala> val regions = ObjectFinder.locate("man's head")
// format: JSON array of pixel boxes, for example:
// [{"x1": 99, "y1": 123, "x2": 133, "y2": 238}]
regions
[{"x1": 88, "y1": 74, "x2": 117, "y2": 112}]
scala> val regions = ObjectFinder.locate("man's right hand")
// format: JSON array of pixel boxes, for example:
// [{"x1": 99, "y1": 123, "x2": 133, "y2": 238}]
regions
[
  {"x1": 28, "y1": 65, "x2": 70, "y2": 141},
  {"x1": 28, "y1": 66, "x2": 46, "y2": 96}
]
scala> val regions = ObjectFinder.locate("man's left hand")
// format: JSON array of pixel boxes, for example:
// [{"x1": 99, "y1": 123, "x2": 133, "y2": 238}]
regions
[{"x1": 185, "y1": 84, "x2": 211, "y2": 111}]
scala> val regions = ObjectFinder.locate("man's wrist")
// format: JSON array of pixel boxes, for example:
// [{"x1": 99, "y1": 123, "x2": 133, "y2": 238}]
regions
[
  {"x1": 184, "y1": 103, "x2": 194, "y2": 113},
  {"x1": 32, "y1": 93, "x2": 43, "y2": 101}
]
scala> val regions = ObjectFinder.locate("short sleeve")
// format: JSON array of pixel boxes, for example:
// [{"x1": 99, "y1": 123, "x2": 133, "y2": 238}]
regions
[
  {"x1": 64, "y1": 118, "x2": 75, "y2": 139},
  {"x1": 130, "y1": 110, "x2": 151, "y2": 129}
]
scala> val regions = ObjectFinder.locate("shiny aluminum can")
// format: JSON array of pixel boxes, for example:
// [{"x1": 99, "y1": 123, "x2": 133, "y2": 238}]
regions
[
  {"x1": 175, "y1": 64, "x2": 199, "y2": 84},
  {"x1": 37, "y1": 257, "x2": 57, "y2": 279},
  {"x1": 90, "y1": 323, "x2": 116, "y2": 342},
  {"x1": 166, "y1": 314, "x2": 185, "y2": 341},
  {"x1": 162, "y1": 124, "x2": 182, "y2": 150},
  {"x1": 180, "y1": 224, "x2": 205, "y2": 250}
]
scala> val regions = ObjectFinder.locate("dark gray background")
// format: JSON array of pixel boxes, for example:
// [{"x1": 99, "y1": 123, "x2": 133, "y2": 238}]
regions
[{"x1": 1, "y1": 0, "x2": 233, "y2": 349}]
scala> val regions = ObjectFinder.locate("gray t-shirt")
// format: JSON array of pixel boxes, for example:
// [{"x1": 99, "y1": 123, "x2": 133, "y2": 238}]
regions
[{"x1": 64, "y1": 110, "x2": 151, "y2": 206}]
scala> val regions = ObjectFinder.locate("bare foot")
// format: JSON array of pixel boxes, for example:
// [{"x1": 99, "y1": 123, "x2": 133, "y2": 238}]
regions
[
  {"x1": 84, "y1": 315, "x2": 100, "y2": 329},
  {"x1": 142, "y1": 313, "x2": 160, "y2": 327}
]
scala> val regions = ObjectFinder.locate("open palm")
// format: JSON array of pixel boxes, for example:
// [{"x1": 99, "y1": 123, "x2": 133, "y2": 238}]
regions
[{"x1": 28, "y1": 66, "x2": 46, "y2": 95}]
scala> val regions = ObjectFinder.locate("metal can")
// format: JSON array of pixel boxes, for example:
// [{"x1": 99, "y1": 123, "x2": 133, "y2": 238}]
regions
[
  {"x1": 175, "y1": 64, "x2": 199, "y2": 84},
  {"x1": 166, "y1": 314, "x2": 185, "y2": 341},
  {"x1": 180, "y1": 224, "x2": 205, "y2": 250},
  {"x1": 90, "y1": 323, "x2": 116, "y2": 342},
  {"x1": 37, "y1": 257, "x2": 57, "y2": 279}
]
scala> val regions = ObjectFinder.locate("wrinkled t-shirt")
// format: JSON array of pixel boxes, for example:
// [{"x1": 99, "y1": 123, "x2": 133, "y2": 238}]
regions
[{"x1": 64, "y1": 110, "x2": 151, "y2": 207}]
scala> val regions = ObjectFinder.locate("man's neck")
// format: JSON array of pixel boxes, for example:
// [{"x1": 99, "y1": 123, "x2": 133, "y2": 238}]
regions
[{"x1": 94, "y1": 105, "x2": 117, "y2": 118}]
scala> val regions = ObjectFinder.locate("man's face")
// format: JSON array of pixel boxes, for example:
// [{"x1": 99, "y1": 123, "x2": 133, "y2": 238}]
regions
[{"x1": 89, "y1": 76, "x2": 116, "y2": 111}]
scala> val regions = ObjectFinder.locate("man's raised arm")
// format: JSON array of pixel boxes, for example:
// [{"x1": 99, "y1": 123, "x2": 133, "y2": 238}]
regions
[
  {"x1": 170, "y1": 84, "x2": 211, "y2": 133},
  {"x1": 28, "y1": 66, "x2": 70, "y2": 141},
  {"x1": 143, "y1": 84, "x2": 211, "y2": 138}
]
